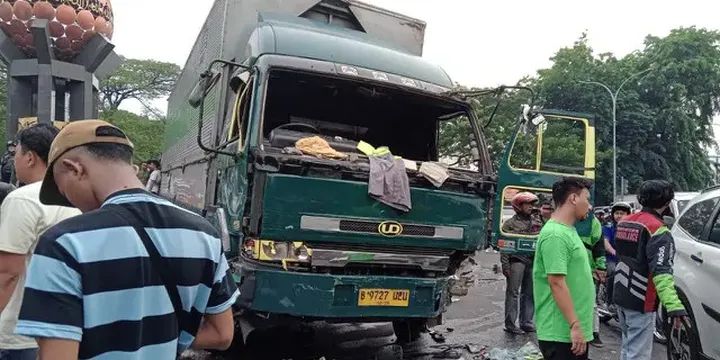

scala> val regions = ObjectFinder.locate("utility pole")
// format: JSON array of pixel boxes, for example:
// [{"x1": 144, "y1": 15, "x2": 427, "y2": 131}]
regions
[{"x1": 580, "y1": 68, "x2": 652, "y2": 203}]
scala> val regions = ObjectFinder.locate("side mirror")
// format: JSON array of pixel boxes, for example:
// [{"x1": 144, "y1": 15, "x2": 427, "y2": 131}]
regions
[
  {"x1": 188, "y1": 71, "x2": 215, "y2": 108},
  {"x1": 521, "y1": 104, "x2": 532, "y2": 122},
  {"x1": 521, "y1": 104, "x2": 546, "y2": 127},
  {"x1": 530, "y1": 113, "x2": 546, "y2": 126}
]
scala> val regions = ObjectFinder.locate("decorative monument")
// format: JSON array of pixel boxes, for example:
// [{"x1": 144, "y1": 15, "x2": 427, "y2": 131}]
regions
[{"x1": 0, "y1": 0, "x2": 120, "y2": 137}]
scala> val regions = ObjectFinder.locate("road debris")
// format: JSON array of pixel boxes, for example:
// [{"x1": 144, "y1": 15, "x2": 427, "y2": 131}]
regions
[
  {"x1": 429, "y1": 329, "x2": 446, "y2": 343},
  {"x1": 485, "y1": 342, "x2": 543, "y2": 360},
  {"x1": 466, "y1": 344, "x2": 485, "y2": 354}
]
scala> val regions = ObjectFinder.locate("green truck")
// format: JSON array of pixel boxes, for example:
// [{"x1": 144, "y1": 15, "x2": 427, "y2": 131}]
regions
[{"x1": 161, "y1": 0, "x2": 597, "y2": 350}]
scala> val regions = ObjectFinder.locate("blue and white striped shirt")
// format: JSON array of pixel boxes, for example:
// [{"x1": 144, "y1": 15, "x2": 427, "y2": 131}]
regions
[{"x1": 16, "y1": 189, "x2": 239, "y2": 359}]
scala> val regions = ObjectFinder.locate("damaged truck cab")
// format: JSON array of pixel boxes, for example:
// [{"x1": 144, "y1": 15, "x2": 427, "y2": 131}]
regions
[{"x1": 163, "y1": 0, "x2": 495, "y2": 346}]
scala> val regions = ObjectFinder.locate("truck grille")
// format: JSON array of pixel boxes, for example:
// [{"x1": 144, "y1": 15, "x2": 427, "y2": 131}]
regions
[
  {"x1": 301, "y1": 216, "x2": 464, "y2": 239},
  {"x1": 338, "y1": 220, "x2": 435, "y2": 237}
]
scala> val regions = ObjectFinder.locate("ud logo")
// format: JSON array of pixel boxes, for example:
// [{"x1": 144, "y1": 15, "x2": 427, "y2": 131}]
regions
[{"x1": 378, "y1": 221, "x2": 403, "y2": 237}]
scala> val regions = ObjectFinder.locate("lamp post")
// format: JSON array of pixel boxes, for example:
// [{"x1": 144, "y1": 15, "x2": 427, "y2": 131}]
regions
[{"x1": 580, "y1": 68, "x2": 652, "y2": 203}]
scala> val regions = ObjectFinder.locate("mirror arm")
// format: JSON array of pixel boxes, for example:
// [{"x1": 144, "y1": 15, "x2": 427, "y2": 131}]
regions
[
  {"x1": 206, "y1": 59, "x2": 249, "y2": 73},
  {"x1": 501, "y1": 85, "x2": 536, "y2": 110},
  {"x1": 196, "y1": 94, "x2": 236, "y2": 158},
  {"x1": 483, "y1": 87, "x2": 504, "y2": 129},
  {"x1": 195, "y1": 59, "x2": 251, "y2": 158}
]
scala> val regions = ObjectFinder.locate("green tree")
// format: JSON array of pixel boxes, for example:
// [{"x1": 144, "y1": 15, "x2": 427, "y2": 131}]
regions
[
  {"x1": 0, "y1": 58, "x2": 173, "y2": 152},
  {"x1": 99, "y1": 57, "x2": 181, "y2": 117},
  {"x1": 535, "y1": 29, "x2": 720, "y2": 203},
  {"x1": 636, "y1": 27, "x2": 720, "y2": 190},
  {"x1": 533, "y1": 37, "x2": 627, "y2": 203},
  {"x1": 100, "y1": 109, "x2": 165, "y2": 163}
]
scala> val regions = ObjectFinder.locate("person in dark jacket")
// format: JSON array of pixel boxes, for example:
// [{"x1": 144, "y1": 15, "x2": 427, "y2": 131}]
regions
[
  {"x1": 0, "y1": 182, "x2": 15, "y2": 206},
  {"x1": 539, "y1": 194, "x2": 554, "y2": 223},
  {"x1": 0, "y1": 142, "x2": 15, "y2": 184},
  {"x1": 613, "y1": 180, "x2": 687, "y2": 360},
  {"x1": 602, "y1": 202, "x2": 631, "y2": 312},
  {"x1": 501, "y1": 192, "x2": 542, "y2": 335}
]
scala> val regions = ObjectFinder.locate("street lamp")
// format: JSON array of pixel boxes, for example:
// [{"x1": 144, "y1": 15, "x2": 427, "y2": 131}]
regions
[{"x1": 580, "y1": 68, "x2": 652, "y2": 203}]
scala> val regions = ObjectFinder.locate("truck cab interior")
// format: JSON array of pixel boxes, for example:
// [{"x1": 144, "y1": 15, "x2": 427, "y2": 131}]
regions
[{"x1": 261, "y1": 69, "x2": 477, "y2": 166}]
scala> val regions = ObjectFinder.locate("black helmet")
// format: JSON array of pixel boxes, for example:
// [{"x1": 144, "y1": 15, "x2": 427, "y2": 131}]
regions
[
  {"x1": 538, "y1": 193, "x2": 553, "y2": 206},
  {"x1": 611, "y1": 202, "x2": 632, "y2": 214},
  {"x1": 637, "y1": 180, "x2": 674, "y2": 209}
]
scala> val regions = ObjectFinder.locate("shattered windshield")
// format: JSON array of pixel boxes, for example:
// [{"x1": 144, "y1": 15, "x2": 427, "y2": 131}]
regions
[{"x1": 262, "y1": 69, "x2": 482, "y2": 170}]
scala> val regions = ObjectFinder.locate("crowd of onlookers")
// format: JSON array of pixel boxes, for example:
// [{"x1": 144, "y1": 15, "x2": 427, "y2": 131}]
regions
[
  {"x1": 1, "y1": 138, "x2": 163, "y2": 197},
  {"x1": 0, "y1": 121, "x2": 236, "y2": 360},
  {"x1": 502, "y1": 178, "x2": 686, "y2": 360}
]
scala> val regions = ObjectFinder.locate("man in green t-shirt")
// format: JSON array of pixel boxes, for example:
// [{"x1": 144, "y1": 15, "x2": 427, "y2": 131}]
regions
[{"x1": 533, "y1": 177, "x2": 595, "y2": 359}]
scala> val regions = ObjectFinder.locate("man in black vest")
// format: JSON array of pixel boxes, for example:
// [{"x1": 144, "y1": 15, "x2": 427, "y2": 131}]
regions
[{"x1": 613, "y1": 180, "x2": 687, "y2": 360}]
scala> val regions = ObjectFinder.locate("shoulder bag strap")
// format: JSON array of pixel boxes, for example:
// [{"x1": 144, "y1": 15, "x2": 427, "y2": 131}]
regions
[{"x1": 112, "y1": 205, "x2": 189, "y2": 338}]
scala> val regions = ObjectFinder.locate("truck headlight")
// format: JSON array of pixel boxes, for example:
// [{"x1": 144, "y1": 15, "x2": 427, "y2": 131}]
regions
[{"x1": 243, "y1": 239, "x2": 312, "y2": 268}]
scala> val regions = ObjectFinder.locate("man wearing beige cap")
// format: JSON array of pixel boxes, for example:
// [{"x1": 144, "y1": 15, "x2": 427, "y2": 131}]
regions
[{"x1": 15, "y1": 120, "x2": 238, "y2": 359}]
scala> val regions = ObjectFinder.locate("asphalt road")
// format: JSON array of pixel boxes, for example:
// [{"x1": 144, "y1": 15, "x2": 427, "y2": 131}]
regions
[{"x1": 185, "y1": 252, "x2": 667, "y2": 359}]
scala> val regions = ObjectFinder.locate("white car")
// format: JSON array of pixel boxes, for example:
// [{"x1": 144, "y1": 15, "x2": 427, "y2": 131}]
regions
[{"x1": 668, "y1": 187, "x2": 720, "y2": 360}]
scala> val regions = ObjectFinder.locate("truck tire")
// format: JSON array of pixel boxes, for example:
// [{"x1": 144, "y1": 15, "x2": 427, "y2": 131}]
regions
[{"x1": 392, "y1": 319, "x2": 426, "y2": 344}]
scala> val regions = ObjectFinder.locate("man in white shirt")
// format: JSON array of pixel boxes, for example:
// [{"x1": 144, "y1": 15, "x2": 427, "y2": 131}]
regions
[
  {"x1": 144, "y1": 159, "x2": 161, "y2": 194},
  {"x1": 0, "y1": 124, "x2": 80, "y2": 360}
]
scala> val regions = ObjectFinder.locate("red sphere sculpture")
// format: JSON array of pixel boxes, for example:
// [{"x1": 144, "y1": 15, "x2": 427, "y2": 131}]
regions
[{"x1": 0, "y1": 0, "x2": 113, "y2": 61}]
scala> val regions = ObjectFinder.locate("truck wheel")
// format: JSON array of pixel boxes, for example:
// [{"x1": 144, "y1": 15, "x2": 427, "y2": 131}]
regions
[{"x1": 392, "y1": 319, "x2": 426, "y2": 344}]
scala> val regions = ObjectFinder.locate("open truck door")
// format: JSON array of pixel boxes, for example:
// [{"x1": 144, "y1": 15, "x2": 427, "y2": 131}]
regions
[{"x1": 492, "y1": 110, "x2": 596, "y2": 254}]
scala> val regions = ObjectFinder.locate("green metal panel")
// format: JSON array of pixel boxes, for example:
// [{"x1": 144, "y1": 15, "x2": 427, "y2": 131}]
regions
[
  {"x1": 249, "y1": 16, "x2": 453, "y2": 87},
  {"x1": 215, "y1": 75, "x2": 263, "y2": 254},
  {"x1": 164, "y1": 0, "x2": 226, "y2": 156},
  {"x1": 260, "y1": 174, "x2": 486, "y2": 251},
  {"x1": 247, "y1": 267, "x2": 448, "y2": 318},
  {"x1": 216, "y1": 152, "x2": 247, "y2": 239}
]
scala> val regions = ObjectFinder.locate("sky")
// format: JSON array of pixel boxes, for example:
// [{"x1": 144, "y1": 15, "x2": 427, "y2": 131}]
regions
[{"x1": 110, "y1": 0, "x2": 720, "y2": 147}]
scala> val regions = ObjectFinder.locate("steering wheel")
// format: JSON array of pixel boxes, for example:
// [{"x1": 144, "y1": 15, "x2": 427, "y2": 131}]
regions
[{"x1": 275, "y1": 123, "x2": 320, "y2": 134}]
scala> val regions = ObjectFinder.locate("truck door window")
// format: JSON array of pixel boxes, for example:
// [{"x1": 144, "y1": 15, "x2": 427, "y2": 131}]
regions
[
  {"x1": 539, "y1": 119, "x2": 585, "y2": 175},
  {"x1": 227, "y1": 78, "x2": 253, "y2": 149},
  {"x1": 508, "y1": 126, "x2": 538, "y2": 171},
  {"x1": 499, "y1": 186, "x2": 552, "y2": 237},
  {"x1": 508, "y1": 116, "x2": 592, "y2": 177}
]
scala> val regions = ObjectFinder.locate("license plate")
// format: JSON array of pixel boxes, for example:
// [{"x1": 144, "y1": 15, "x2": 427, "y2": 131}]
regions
[{"x1": 358, "y1": 288, "x2": 410, "y2": 307}]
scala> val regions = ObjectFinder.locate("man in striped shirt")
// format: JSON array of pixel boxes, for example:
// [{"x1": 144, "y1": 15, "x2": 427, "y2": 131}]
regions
[{"x1": 16, "y1": 120, "x2": 239, "y2": 359}]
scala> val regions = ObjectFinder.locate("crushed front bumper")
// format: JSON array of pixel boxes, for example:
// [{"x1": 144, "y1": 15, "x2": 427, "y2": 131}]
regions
[{"x1": 233, "y1": 260, "x2": 450, "y2": 319}]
